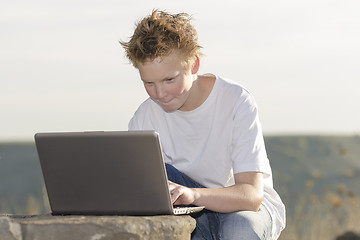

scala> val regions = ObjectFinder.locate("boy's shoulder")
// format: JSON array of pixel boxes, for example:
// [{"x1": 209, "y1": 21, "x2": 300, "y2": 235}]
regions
[
  {"x1": 133, "y1": 97, "x2": 163, "y2": 116},
  {"x1": 214, "y1": 76, "x2": 258, "y2": 111},
  {"x1": 216, "y1": 76, "x2": 252, "y2": 98}
]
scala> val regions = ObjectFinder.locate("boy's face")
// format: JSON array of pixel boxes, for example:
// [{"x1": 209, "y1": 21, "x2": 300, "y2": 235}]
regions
[{"x1": 137, "y1": 51, "x2": 197, "y2": 112}]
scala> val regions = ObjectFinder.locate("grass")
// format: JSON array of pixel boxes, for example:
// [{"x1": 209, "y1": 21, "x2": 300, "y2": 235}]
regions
[{"x1": 278, "y1": 178, "x2": 360, "y2": 239}]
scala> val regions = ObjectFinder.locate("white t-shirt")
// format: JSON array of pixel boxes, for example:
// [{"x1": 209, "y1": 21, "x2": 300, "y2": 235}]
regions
[{"x1": 128, "y1": 76, "x2": 285, "y2": 239}]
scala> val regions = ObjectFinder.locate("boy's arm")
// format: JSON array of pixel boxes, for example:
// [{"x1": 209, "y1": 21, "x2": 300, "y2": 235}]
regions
[{"x1": 169, "y1": 172, "x2": 264, "y2": 213}]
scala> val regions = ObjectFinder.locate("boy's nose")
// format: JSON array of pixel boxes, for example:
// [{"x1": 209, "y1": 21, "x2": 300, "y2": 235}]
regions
[{"x1": 156, "y1": 86, "x2": 166, "y2": 99}]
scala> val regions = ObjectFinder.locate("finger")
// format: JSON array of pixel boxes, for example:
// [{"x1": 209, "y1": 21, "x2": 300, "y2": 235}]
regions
[
  {"x1": 168, "y1": 181, "x2": 177, "y2": 191},
  {"x1": 170, "y1": 187, "x2": 181, "y2": 204}
]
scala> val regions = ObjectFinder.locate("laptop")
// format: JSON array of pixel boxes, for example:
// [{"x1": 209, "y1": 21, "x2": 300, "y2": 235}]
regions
[{"x1": 34, "y1": 130, "x2": 204, "y2": 216}]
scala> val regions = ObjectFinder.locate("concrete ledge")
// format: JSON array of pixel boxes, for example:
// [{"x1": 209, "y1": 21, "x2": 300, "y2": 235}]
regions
[{"x1": 0, "y1": 214, "x2": 196, "y2": 240}]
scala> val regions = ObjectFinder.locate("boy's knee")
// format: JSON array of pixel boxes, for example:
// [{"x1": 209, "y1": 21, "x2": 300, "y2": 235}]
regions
[
  {"x1": 220, "y1": 209, "x2": 271, "y2": 240},
  {"x1": 221, "y1": 216, "x2": 260, "y2": 240}
]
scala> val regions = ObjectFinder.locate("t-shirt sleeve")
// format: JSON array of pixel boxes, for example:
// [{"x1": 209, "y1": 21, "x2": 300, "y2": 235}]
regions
[
  {"x1": 231, "y1": 90, "x2": 271, "y2": 177},
  {"x1": 128, "y1": 98, "x2": 156, "y2": 131},
  {"x1": 128, "y1": 114, "x2": 139, "y2": 130},
  {"x1": 128, "y1": 98, "x2": 151, "y2": 131}
]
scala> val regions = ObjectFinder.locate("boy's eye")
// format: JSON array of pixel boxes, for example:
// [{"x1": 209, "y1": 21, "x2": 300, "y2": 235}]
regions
[{"x1": 166, "y1": 78, "x2": 174, "y2": 82}]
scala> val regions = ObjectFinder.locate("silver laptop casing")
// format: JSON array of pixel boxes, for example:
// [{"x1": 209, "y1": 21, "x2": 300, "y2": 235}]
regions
[{"x1": 35, "y1": 131, "x2": 176, "y2": 216}]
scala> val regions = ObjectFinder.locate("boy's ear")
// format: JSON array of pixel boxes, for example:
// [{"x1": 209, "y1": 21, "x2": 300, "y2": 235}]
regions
[{"x1": 191, "y1": 56, "x2": 200, "y2": 74}]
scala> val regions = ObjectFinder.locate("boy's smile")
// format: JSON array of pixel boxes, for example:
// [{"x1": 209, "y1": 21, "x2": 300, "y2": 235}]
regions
[{"x1": 137, "y1": 51, "x2": 198, "y2": 112}]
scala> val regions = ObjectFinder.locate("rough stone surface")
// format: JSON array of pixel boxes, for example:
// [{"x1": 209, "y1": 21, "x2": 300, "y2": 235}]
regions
[
  {"x1": 0, "y1": 214, "x2": 196, "y2": 240},
  {"x1": 0, "y1": 216, "x2": 22, "y2": 240}
]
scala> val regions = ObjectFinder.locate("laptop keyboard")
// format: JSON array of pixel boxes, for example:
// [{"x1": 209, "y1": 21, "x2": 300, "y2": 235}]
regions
[{"x1": 173, "y1": 206, "x2": 205, "y2": 215}]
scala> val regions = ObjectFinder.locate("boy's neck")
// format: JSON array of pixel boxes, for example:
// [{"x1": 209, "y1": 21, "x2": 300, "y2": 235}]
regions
[{"x1": 178, "y1": 74, "x2": 216, "y2": 112}]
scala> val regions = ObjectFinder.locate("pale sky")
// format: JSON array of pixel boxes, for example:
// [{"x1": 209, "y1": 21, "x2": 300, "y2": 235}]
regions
[{"x1": 1, "y1": 0, "x2": 359, "y2": 141}]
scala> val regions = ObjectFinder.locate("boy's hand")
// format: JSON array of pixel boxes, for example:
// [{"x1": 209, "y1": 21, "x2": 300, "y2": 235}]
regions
[{"x1": 168, "y1": 180, "x2": 197, "y2": 206}]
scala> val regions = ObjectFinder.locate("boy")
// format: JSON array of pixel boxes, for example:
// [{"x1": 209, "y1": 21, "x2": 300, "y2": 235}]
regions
[{"x1": 120, "y1": 10, "x2": 285, "y2": 240}]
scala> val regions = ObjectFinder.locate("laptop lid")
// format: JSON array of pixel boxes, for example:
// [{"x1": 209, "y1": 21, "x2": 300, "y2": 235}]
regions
[{"x1": 34, "y1": 130, "x2": 175, "y2": 216}]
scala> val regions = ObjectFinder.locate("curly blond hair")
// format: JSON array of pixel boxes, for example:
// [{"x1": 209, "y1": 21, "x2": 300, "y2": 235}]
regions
[{"x1": 120, "y1": 9, "x2": 202, "y2": 68}]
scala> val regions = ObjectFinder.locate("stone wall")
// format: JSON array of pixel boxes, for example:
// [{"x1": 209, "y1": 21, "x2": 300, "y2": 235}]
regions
[{"x1": 0, "y1": 214, "x2": 196, "y2": 240}]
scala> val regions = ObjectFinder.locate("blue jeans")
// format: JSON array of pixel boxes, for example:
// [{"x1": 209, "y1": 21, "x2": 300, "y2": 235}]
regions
[{"x1": 165, "y1": 164, "x2": 272, "y2": 240}]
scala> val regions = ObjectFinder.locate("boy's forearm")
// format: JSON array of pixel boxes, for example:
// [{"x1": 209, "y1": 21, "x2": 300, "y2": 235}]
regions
[{"x1": 192, "y1": 184, "x2": 264, "y2": 213}]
